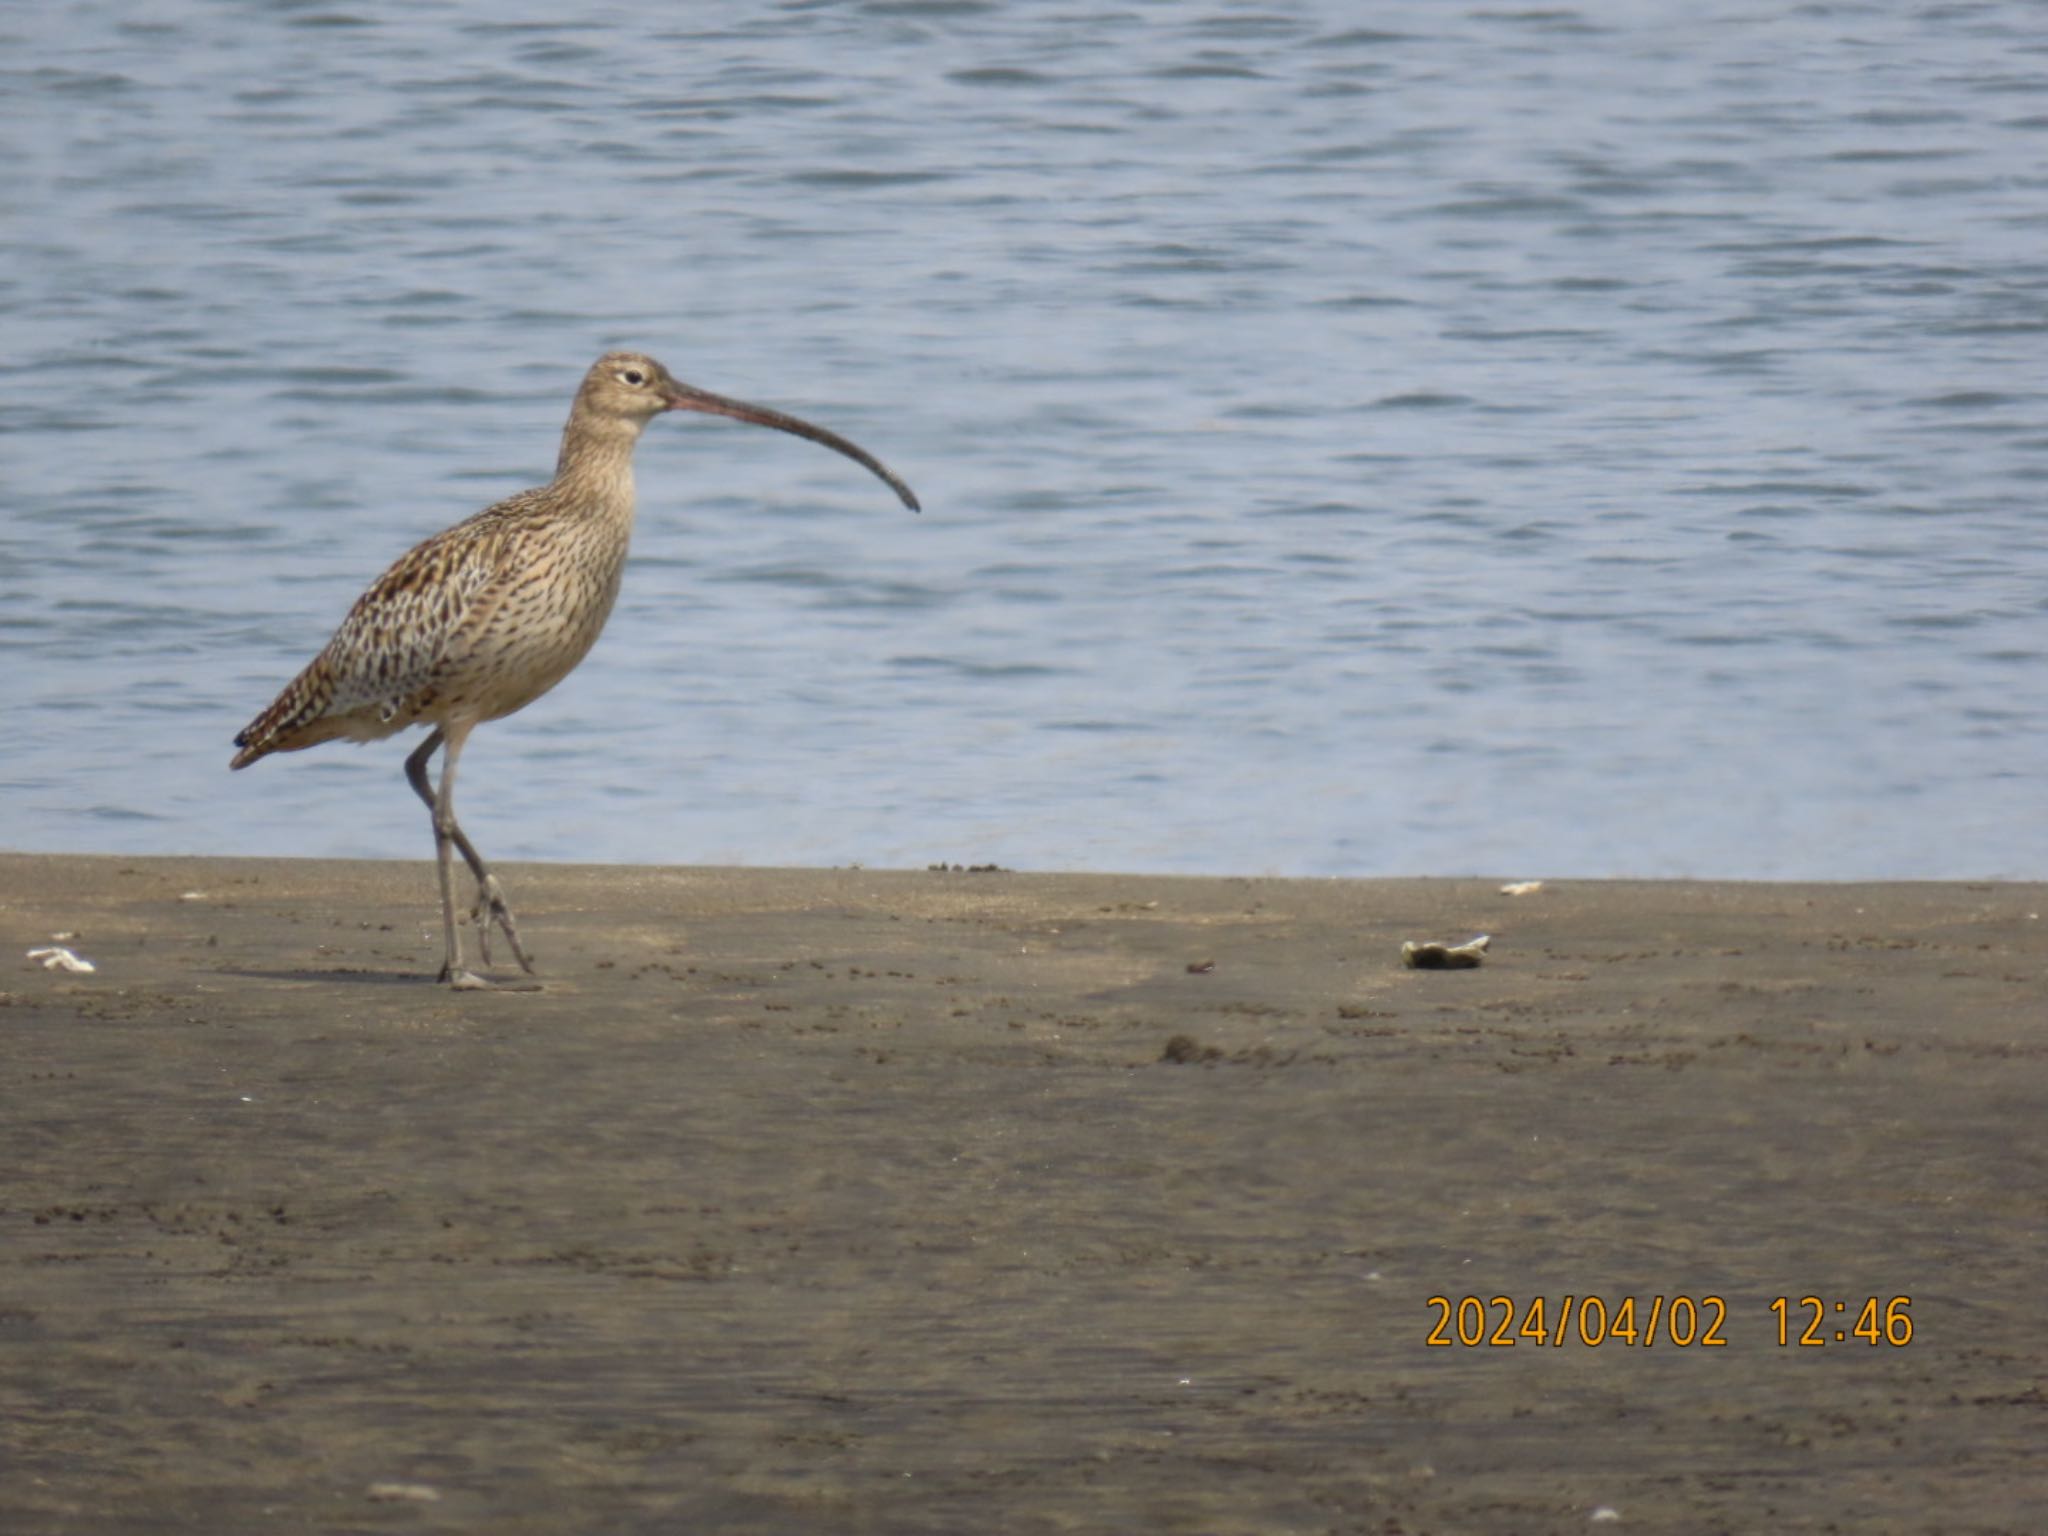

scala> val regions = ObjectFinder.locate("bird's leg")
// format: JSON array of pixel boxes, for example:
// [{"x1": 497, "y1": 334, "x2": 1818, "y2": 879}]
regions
[
  {"x1": 405, "y1": 730, "x2": 536, "y2": 978},
  {"x1": 413, "y1": 726, "x2": 483, "y2": 988},
  {"x1": 467, "y1": 855, "x2": 536, "y2": 976}
]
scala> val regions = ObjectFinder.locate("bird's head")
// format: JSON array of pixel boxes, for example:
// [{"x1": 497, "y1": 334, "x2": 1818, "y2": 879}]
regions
[
  {"x1": 577, "y1": 351, "x2": 920, "y2": 511},
  {"x1": 581, "y1": 352, "x2": 686, "y2": 424}
]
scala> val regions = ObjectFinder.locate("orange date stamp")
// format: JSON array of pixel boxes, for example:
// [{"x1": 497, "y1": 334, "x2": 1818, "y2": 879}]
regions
[
  {"x1": 1427, "y1": 1294, "x2": 1728, "y2": 1348},
  {"x1": 1424, "y1": 1295, "x2": 1915, "y2": 1348}
]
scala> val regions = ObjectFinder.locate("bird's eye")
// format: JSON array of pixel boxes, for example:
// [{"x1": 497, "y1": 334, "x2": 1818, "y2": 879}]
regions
[{"x1": 620, "y1": 369, "x2": 646, "y2": 386}]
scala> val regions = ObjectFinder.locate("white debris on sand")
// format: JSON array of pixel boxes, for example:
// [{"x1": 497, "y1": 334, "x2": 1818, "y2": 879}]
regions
[
  {"x1": 366, "y1": 1483, "x2": 441, "y2": 1503},
  {"x1": 1401, "y1": 934, "x2": 1491, "y2": 970},
  {"x1": 27, "y1": 946, "x2": 95, "y2": 974}
]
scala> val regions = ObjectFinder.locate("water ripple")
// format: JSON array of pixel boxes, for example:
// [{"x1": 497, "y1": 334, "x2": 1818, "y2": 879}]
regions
[{"x1": 2, "y1": 0, "x2": 2043, "y2": 879}]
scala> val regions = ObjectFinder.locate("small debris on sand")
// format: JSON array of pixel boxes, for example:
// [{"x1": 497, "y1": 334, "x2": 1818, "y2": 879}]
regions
[
  {"x1": 26, "y1": 946, "x2": 95, "y2": 974},
  {"x1": 1402, "y1": 935, "x2": 1490, "y2": 970},
  {"x1": 366, "y1": 1483, "x2": 441, "y2": 1503}
]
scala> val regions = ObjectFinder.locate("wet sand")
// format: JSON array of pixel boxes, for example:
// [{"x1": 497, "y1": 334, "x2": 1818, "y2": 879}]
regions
[{"x1": 3, "y1": 853, "x2": 2043, "y2": 1534}]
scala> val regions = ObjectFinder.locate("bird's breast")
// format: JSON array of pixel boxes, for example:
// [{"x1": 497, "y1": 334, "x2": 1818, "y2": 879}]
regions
[{"x1": 435, "y1": 528, "x2": 632, "y2": 722}]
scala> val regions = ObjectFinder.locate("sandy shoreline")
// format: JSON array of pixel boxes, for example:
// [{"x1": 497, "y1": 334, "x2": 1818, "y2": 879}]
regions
[{"x1": 3, "y1": 853, "x2": 2044, "y2": 1533}]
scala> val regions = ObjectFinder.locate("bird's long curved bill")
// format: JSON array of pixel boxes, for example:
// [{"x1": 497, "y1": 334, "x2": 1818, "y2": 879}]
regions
[{"x1": 664, "y1": 383, "x2": 921, "y2": 512}]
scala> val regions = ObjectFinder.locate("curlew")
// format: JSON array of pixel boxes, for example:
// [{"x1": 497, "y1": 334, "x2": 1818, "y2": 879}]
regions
[{"x1": 231, "y1": 352, "x2": 919, "y2": 989}]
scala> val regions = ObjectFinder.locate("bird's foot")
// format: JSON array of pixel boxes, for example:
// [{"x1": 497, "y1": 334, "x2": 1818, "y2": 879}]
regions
[
  {"x1": 437, "y1": 964, "x2": 541, "y2": 992},
  {"x1": 470, "y1": 874, "x2": 537, "y2": 975}
]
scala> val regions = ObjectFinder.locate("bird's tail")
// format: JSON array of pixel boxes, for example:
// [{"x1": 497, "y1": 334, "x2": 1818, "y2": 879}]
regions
[
  {"x1": 230, "y1": 709, "x2": 284, "y2": 770},
  {"x1": 230, "y1": 662, "x2": 338, "y2": 769}
]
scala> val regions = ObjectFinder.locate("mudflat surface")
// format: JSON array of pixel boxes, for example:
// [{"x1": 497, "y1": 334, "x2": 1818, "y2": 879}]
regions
[{"x1": 2, "y1": 854, "x2": 2043, "y2": 1534}]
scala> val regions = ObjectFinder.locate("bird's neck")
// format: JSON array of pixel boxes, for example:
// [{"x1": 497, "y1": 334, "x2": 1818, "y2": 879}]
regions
[{"x1": 552, "y1": 415, "x2": 645, "y2": 521}]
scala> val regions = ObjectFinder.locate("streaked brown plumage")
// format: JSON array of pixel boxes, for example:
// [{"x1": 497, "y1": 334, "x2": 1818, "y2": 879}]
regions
[{"x1": 233, "y1": 351, "x2": 919, "y2": 989}]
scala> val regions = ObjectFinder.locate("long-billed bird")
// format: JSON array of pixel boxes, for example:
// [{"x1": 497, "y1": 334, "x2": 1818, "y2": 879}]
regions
[{"x1": 231, "y1": 352, "x2": 919, "y2": 988}]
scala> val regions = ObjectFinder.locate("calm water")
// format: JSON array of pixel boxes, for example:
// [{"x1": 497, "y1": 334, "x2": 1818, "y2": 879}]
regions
[{"x1": 4, "y1": 2, "x2": 2045, "y2": 879}]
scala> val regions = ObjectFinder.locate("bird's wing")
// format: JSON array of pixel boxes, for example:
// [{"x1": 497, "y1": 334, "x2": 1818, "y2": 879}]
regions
[
  {"x1": 314, "y1": 518, "x2": 513, "y2": 720},
  {"x1": 231, "y1": 508, "x2": 526, "y2": 766}
]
